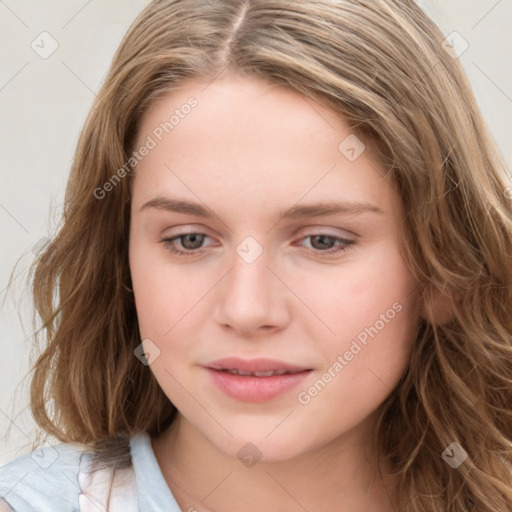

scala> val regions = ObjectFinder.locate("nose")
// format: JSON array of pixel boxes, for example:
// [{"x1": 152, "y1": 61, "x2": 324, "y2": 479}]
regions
[{"x1": 213, "y1": 245, "x2": 290, "y2": 337}]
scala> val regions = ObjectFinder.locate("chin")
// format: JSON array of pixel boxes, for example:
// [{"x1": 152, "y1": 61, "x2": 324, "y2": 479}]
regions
[{"x1": 199, "y1": 419, "x2": 317, "y2": 464}]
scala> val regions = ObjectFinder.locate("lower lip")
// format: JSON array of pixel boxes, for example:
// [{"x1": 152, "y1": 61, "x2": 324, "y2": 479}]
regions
[{"x1": 205, "y1": 368, "x2": 312, "y2": 402}]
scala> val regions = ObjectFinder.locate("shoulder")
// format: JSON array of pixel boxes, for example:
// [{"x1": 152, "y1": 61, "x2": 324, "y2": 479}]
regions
[{"x1": 0, "y1": 441, "x2": 86, "y2": 512}]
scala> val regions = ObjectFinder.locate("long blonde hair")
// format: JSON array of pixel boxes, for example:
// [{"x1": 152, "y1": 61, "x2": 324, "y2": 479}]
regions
[{"x1": 11, "y1": 0, "x2": 512, "y2": 509}]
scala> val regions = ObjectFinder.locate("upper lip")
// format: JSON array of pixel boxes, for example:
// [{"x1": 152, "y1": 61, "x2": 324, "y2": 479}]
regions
[{"x1": 205, "y1": 357, "x2": 311, "y2": 373}]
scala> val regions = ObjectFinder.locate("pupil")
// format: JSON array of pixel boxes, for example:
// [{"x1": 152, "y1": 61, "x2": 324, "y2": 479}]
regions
[
  {"x1": 312, "y1": 235, "x2": 334, "y2": 250},
  {"x1": 182, "y1": 233, "x2": 204, "y2": 249}
]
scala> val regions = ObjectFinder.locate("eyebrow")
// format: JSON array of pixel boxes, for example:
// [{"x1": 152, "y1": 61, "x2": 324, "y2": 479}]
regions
[{"x1": 139, "y1": 196, "x2": 384, "y2": 219}]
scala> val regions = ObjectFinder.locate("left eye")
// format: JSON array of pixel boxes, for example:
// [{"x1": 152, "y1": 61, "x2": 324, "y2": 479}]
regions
[
  {"x1": 161, "y1": 233, "x2": 355, "y2": 257},
  {"x1": 299, "y1": 234, "x2": 355, "y2": 255}
]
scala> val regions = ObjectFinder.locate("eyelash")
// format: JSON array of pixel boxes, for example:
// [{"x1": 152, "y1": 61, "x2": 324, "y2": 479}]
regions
[{"x1": 160, "y1": 232, "x2": 355, "y2": 258}]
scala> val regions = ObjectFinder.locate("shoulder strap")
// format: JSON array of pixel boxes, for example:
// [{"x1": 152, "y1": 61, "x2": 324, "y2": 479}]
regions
[{"x1": 78, "y1": 452, "x2": 138, "y2": 512}]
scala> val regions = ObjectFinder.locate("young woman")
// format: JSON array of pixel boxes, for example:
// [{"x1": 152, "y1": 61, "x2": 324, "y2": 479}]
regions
[{"x1": 1, "y1": 0, "x2": 511, "y2": 511}]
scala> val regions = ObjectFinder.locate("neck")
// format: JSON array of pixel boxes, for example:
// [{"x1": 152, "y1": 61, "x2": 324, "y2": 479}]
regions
[{"x1": 152, "y1": 413, "x2": 400, "y2": 512}]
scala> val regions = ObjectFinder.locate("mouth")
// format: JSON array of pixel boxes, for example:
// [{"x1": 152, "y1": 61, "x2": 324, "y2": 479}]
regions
[
  {"x1": 205, "y1": 356, "x2": 312, "y2": 374},
  {"x1": 216, "y1": 368, "x2": 308, "y2": 377},
  {"x1": 203, "y1": 357, "x2": 313, "y2": 402}
]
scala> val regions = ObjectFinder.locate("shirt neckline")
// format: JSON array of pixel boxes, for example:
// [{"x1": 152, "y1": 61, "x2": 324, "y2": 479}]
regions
[{"x1": 130, "y1": 431, "x2": 182, "y2": 511}]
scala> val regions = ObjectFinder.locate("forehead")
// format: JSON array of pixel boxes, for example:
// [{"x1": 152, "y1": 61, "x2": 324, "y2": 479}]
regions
[{"x1": 131, "y1": 75, "x2": 396, "y2": 219}]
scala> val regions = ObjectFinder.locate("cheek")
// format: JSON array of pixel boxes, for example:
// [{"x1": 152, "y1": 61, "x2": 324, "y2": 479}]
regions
[
  {"x1": 129, "y1": 234, "x2": 204, "y2": 336},
  {"x1": 290, "y1": 239, "x2": 419, "y2": 345},
  {"x1": 298, "y1": 246, "x2": 419, "y2": 408}
]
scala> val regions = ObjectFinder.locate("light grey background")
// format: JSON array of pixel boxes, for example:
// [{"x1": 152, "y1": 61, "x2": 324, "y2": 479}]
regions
[{"x1": 1, "y1": 0, "x2": 511, "y2": 465}]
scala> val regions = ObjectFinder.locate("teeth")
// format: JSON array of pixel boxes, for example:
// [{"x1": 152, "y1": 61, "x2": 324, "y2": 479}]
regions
[
  {"x1": 233, "y1": 369, "x2": 252, "y2": 376},
  {"x1": 223, "y1": 369, "x2": 290, "y2": 377},
  {"x1": 254, "y1": 371, "x2": 277, "y2": 377}
]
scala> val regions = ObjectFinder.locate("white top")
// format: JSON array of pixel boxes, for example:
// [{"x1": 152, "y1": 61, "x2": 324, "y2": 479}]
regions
[{"x1": 0, "y1": 432, "x2": 183, "y2": 511}]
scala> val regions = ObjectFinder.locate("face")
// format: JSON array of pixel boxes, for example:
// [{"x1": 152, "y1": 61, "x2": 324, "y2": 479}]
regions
[{"x1": 128, "y1": 75, "x2": 421, "y2": 462}]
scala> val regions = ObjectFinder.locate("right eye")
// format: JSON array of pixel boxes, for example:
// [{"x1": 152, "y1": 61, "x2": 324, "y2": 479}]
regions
[{"x1": 161, "y1": 232, "x2": 215, "y2": 256}]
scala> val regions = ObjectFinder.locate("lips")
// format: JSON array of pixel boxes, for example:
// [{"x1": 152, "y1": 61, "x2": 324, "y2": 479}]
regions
[
  {"x1": 221, "y1": 368, "x2": 294, "y2": 377},
  {"x1": 203, "y1": 357, "x2": 313, "y2": 402},
  {"x1": 205, "y1": 357, "x2": 311, "y2": 374}
]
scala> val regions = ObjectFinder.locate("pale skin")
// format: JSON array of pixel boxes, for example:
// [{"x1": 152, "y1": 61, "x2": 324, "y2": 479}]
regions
[{"x1": 128, "y1": 74, "x2": 422, "y2": 512}]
